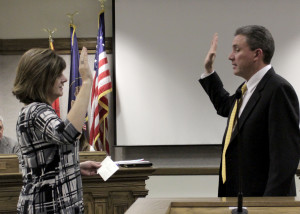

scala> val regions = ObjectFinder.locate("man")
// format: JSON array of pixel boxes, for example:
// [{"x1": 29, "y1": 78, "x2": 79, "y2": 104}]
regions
[
  {"x1": 0, "y1": 115, "x2": 19, "y2": 154},
  {"x1": 200, "y1": 25, "x2": 300, "y2": 197}
]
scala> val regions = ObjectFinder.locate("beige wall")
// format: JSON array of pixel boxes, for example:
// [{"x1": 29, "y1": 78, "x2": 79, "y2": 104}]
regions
[{"x1": 0, "y1": 0, "x2": 113, "y2": 39}]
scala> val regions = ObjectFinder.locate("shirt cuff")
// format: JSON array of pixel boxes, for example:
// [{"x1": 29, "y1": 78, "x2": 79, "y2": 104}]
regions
[{"x1": 200, "y1": 70, "x2": 215, "y2": 79}]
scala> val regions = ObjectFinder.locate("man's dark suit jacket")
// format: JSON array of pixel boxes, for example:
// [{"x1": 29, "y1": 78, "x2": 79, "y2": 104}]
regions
[{"x1": 200, "y1": 68, "x2": 300, "y2": 197}]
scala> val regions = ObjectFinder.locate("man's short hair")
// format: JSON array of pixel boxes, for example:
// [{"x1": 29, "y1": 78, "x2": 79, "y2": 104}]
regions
[{"x1": 235, "y1": 25, "x2": 275, "y2": 64}]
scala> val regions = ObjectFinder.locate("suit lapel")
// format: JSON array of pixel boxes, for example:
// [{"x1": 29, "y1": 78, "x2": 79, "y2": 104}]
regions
[{"x1": 230, "y1": 68, "x2": 275, "y2": 141}]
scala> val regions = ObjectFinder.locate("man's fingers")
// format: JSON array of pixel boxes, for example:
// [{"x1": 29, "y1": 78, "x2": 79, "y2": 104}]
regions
[
  {"x1": 210, "y1": 53, "x2": 216, "y2": 62},
  {"x1": 210, "y1": 33, "x2": 218, "y2": 53}
]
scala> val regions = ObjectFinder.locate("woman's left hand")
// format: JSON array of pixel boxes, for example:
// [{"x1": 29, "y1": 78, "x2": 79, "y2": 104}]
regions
[{"x1": 80, "y1": 160, "x2": 101, "y2": 176}]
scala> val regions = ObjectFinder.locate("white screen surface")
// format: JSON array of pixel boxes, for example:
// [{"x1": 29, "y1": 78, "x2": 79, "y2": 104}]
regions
[{"x1": 114, "y1": 0, "x2": 300, "y2": 146}]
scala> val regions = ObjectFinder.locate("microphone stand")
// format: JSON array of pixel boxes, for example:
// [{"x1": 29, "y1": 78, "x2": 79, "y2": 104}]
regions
[{"x1": 232, "y1": 89, "x2": 248, "y2": 214}]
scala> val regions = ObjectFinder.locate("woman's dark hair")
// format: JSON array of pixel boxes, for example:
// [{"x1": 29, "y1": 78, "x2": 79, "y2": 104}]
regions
[{"x1": 12, "y1": 48, "x2": 66, "y2": 105}]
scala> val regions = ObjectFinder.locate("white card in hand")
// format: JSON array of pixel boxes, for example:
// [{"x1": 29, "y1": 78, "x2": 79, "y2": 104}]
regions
[{"x1": 97, "y1": 156, "x2": 119, "y2": 181}]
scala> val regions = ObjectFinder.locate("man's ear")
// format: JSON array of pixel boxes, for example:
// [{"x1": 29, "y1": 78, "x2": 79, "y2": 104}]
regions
[
  {"x1": 253, "y1": 48, "x2": 263, "y2": 62},
  {"x1": 255, "y1": 48, "x2": 263, "y2": 57}
]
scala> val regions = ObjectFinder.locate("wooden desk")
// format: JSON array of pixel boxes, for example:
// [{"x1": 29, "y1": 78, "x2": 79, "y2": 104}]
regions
[{"x1": 125, "y1": 197, "x2": 300, "y2": 214}]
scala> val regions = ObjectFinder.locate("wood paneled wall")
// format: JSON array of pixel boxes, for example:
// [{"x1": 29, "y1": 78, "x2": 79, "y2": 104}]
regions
[{"x1": 0, "y1": 37, "x2": 112, "y2": 55}]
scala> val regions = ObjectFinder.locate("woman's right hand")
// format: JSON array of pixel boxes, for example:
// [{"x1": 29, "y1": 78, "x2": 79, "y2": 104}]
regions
[
  {"x1": 67, "y1": 46, "x2": 93, "y2": 132},
  {"x1": 79, "y1": 47, "x2": 93, "y2": 83}
]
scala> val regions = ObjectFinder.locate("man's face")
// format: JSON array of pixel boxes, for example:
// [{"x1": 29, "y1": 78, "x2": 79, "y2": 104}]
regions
[
  {"x1": 0, "y1": 121, "x2": 3, "y2": 140},
  {"x1": 228, "y1": 35, "x2": 256, "y2": 80}
]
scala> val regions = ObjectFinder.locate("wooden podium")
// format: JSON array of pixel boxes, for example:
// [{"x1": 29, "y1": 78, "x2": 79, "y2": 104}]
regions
[
  {"x1": 0, "y1": 153, "x2": 154, "y2": 214},
  {"x1": 125, "y1": 197, "x2": 300, "y2": 214}
]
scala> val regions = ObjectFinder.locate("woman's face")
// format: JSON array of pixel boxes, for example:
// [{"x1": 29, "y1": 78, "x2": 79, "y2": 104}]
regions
[{"x1": 47, "y1": 73, "x2": 68, "y2": 104}]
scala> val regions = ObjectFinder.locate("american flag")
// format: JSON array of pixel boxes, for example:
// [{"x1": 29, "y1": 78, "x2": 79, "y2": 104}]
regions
[
  {"x1": 89, "y1": 9, "x2": 112, "y2": 153},
  {"x1": 49, "y1": 38, "x2": 60, "y2": 117}
]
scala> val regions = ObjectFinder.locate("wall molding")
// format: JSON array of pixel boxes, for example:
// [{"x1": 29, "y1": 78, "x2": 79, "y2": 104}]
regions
[{"x1": 0, "y1": 37, "x2": 112, "y2": 55}]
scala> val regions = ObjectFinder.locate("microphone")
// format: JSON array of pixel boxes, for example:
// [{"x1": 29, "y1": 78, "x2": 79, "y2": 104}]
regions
[{"x1": 232, "y1": 87, "x2": 248, "y2": 214}]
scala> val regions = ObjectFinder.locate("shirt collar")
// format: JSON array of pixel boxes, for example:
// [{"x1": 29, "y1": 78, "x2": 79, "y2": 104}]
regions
[{"x1": 245, "y1": 64, "x2": 271, "y2": 94}]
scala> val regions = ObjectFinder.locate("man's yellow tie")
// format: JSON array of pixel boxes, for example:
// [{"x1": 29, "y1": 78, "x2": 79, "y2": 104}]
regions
[{"x1": 221, "y1": 83, "x2": 247, "y2": 184}]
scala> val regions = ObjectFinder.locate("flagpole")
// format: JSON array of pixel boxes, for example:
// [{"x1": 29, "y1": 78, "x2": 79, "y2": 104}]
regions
[
  {"x1": 99, "y1": 0, "x2": 106, "y2": 11},
  {"x1": 43, "y1": 28, "x2": 61, "y2": 118},
  {"x1": 66, "y1": 11, "x2": 79, "y2": 48},
  {"x1": 66, "y1": 11, "x2": 91, "y2": 151},
  {"x1": 66, "y1": 11, "x2": 79, "y2": 26},
  {"x1": 43, "y1": 28, "x2": 57, "y2": 50},
  {"x1": 100, "y1": 0, "x2": 108, "y2": 154},
  {"x1": 90, "y1": 0, "x2": 112, "y2": 154},
  {"x1": 99, "y1": 0, "x2": 107, "y2": 153}
]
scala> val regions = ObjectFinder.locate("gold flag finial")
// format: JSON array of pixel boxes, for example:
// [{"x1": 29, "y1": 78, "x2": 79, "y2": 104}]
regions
[
  {"x1": 66, "y1": 11, "x2": 79, "y2": 25},
  {"x1": 43, "y1": 28, "x2": 57, "y2": 42},
  {"x1": 98, "y1": 0, "x2": 106, "y2": 10}
]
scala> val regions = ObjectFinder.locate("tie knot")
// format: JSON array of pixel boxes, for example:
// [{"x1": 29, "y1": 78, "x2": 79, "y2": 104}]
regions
[{"x1": 241, "y1": 83, "x2": 247, "y2": 95}]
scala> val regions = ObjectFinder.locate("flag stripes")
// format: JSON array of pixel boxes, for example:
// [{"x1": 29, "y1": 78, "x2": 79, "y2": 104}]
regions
[{"x1": 89, "y1": 9, "x2": 112, "y2": 153}]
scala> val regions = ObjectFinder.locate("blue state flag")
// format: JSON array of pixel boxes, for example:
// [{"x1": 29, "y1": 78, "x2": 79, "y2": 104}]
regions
[
  {"x1": 68, "y1": 24, "x2": 81, "y2": 111},
  {"x1": 68, "y1": 24, "x2": 89, "y2": 149}
]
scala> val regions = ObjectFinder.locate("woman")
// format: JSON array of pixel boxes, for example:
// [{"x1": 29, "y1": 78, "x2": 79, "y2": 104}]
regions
[{"x1": 12, "y1": 47, "x2": 100, "y2": 213}]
